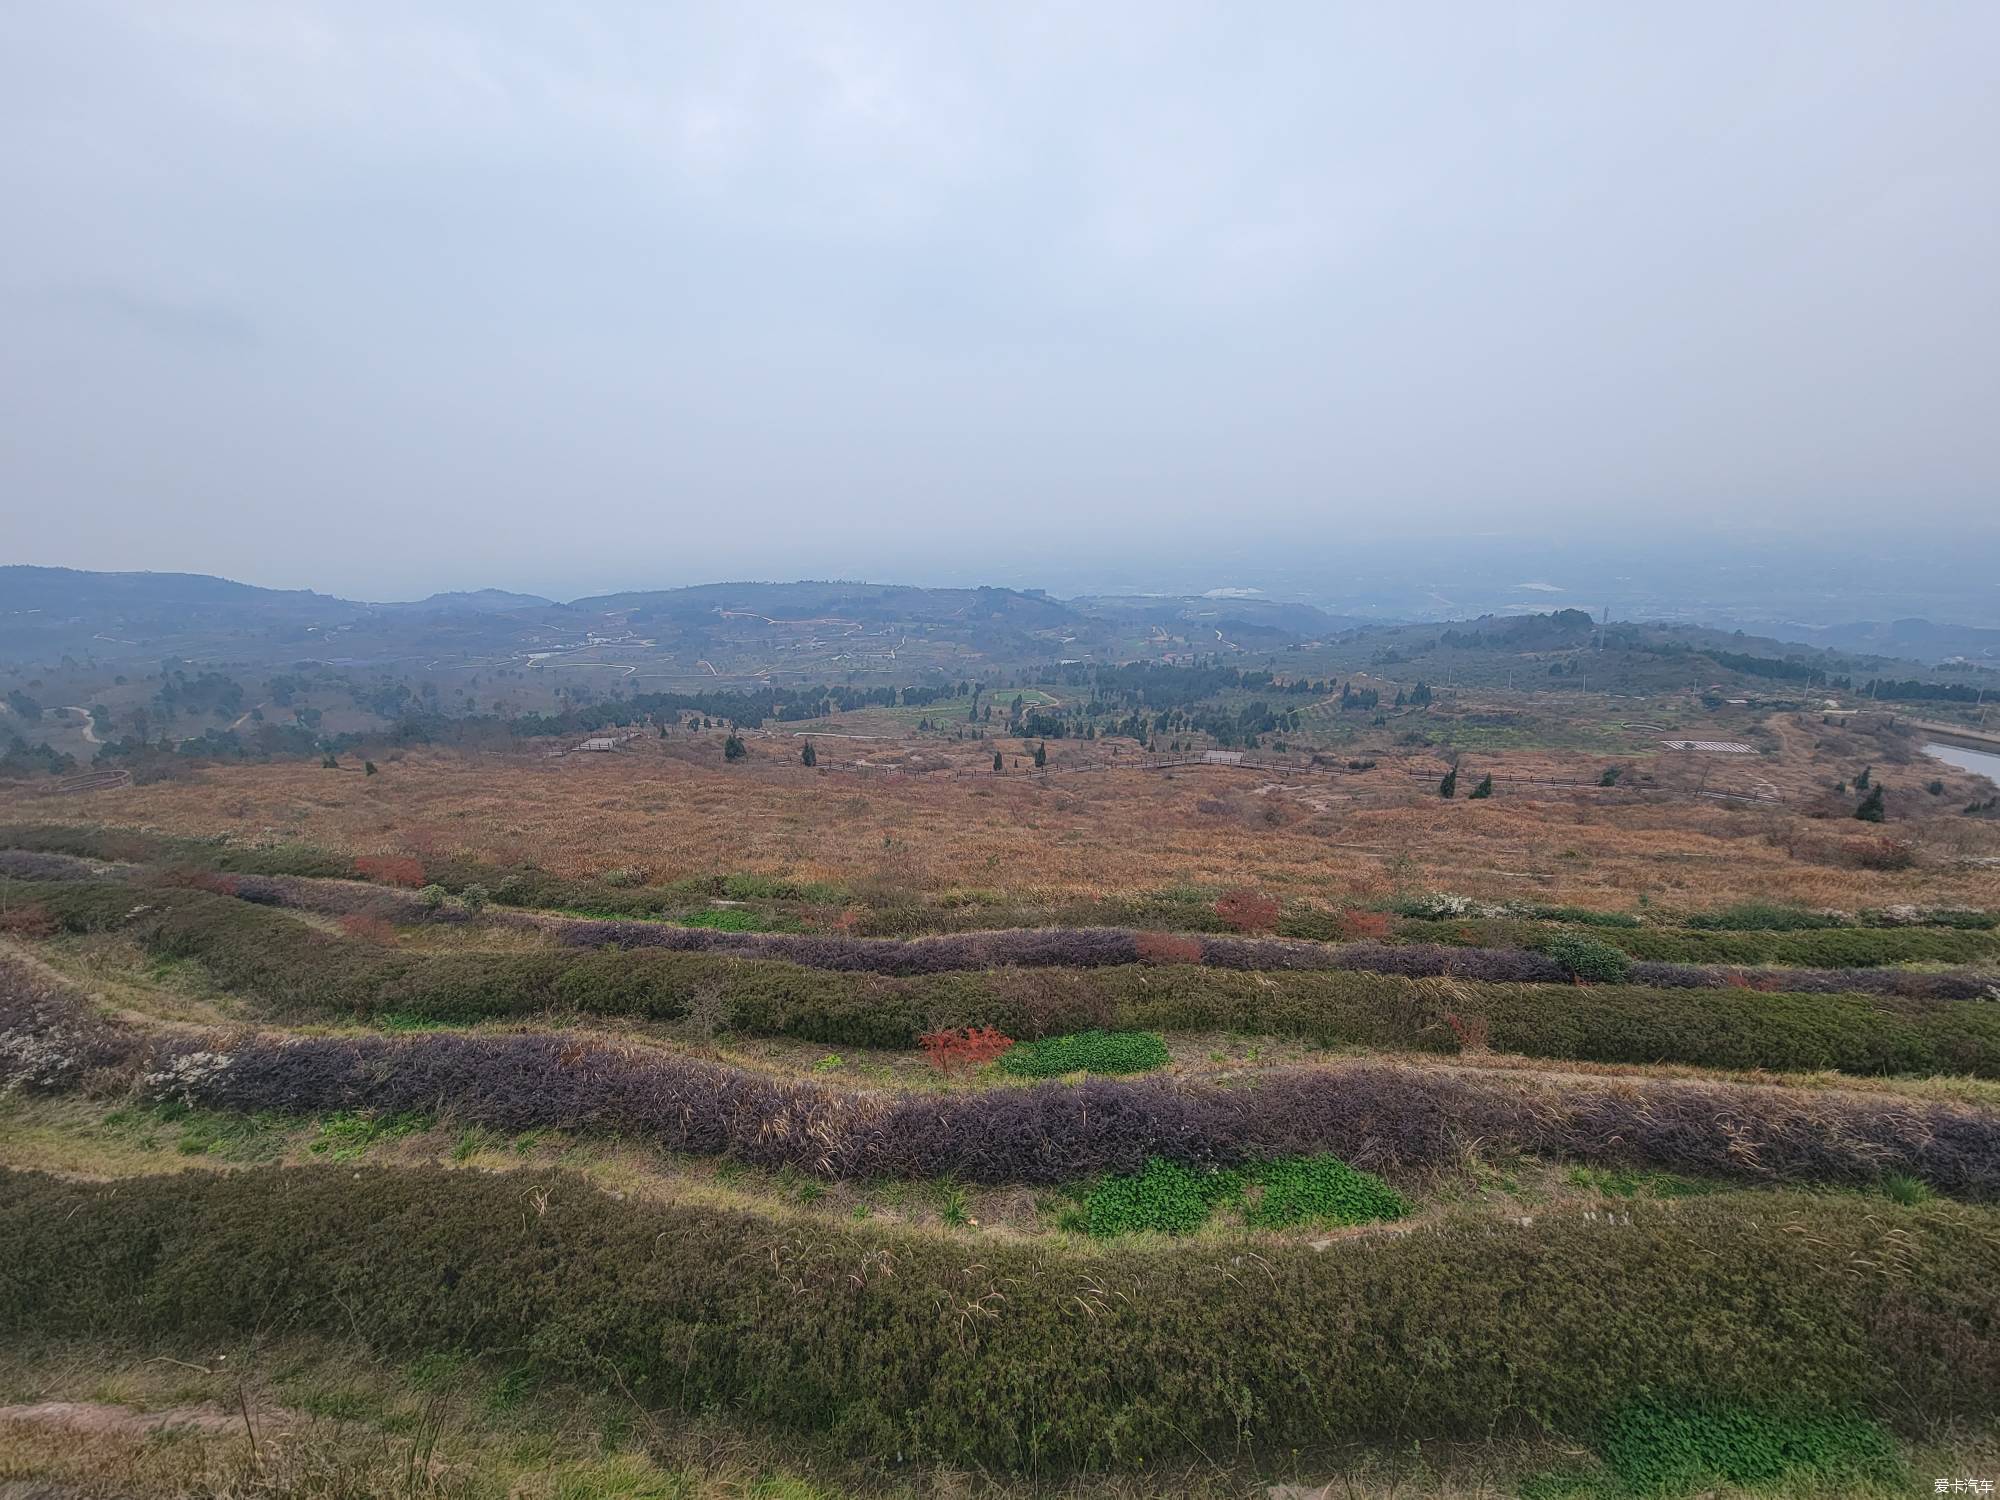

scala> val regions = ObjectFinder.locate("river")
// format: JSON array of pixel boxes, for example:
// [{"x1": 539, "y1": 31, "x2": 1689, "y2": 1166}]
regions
[{"x1": 1924, "y1": 741, "x2": 2000, "y2": 786}]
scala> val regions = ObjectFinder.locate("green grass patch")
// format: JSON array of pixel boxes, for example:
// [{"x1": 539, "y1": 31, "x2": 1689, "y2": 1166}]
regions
[
  {"x1": 307, "y1": 1111, "x2": 428, "y2": 1163},
  {"x1": 104, "y1": 1101, "x2": 289, "y2": 1162},
  {"x1": 1076, "y1": 1154, "x2": 1409, "y2": 1237},
  {"x1": 1565, "y1": 1167, "x2": 1719, "y2": 1200},
  {"x1": 679, "y1": 907, "x2": 795, "y2": 933},
  {"x1": 1077, "y1": 1158, "x2": 1246, "y2": 1236},
  {"x1": 1596, "y1": 1400, "x2": 1900, "y2": 1494},
  {"x1": 1245, "y1": 1155, "x2": 1413, "y2": 1228},
  {"x1": 999, "y1": 1029, "x2": 1171, "y2": 1077}
]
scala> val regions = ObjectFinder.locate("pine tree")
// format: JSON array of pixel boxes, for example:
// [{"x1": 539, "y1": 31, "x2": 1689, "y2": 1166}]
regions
[
  {"x1": 993, "y1": 751, "x2": 1003, "y2": 772},
  {"x1": 1856, "y1": 766, "x2": 1872, "y2": 790},
  {"x1": 364, "y1": 761, "x2": 378, "y2": 777},
  {"x1": 1439, "y1": 767, "x2": 1457, "y2": 798},
  {"x1": 1033, "y1": 741, "x2": 1047, "y2": 769},
  {"x1": 800, "y1": 740, "x2": 816, "y2": 768},
  {"x1": 1854, "y1": 784, "x2": 1886, "y2": 822},
  {"x1": 723, "y1": 733, "x2": 746, "y2": 762},
  {"x1": 1469, "y1": 773, "x2": 1493, "y2": 798}
]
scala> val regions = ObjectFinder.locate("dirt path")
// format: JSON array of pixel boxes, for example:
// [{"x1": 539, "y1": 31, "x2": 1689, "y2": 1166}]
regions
[{"x1": 0, "y1": 1400, "x2": 292, "y2": 1439}]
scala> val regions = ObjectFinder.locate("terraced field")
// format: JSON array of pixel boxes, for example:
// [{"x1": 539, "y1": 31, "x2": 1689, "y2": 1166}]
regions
[{"x1": 3, "y1": 811, "x2": 1999, "y2": 1496}]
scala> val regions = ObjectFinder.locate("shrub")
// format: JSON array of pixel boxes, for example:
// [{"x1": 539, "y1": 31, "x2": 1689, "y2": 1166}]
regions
[
  {"x1": 12, "y1": 878, "x2": 2000, "y2": 1077},
  {"x1": 919, "y1": 1025, "x2": 1014, "y2": 1074},
  {"x1": 417, "y1": 884, "x2": 448, "y2": 911},
  {"x1": 999, "y1": 1030, "x2": 1171, "y2": 1077},
  {"x1": 459, "y1": 884, "x2": 489, "y2": 914},
  {"x1": 166, "y1": 867, "x2": 242, "y2": 898},
  {"x1": 4, "y1": 1167, "x2": 1996, "y2": 1469},
  {"x1": 353, "y1": 855, "x2": 425, "y2": 888},
  {"x1": 1214, "y1": 888, "x2": 1279, "y2": 933},
  {"x1": 337, "y1": 913, "x2": 398, "y2": 945},
  {"x1": 1339, "y1": 909, "x2": 1392, "y2": 941},
  {"x1": 1275, "y1": 905, "x2": 1345, "y2": 942},
  {"x1": 1686, "y1": 904, "x2": 1845, "y2": 932},
  {"x1": 1853, "y1": 836, "x2": 1914, "y2": 870},
  {"x1": 1546, "y1": 933, "x2": 1632, "y2": 984},
  {"x1": 0, "y1": 903, "x2": 56, "y2": 938},
  {"x1": 1133, "y1": 931, "x2": 1205, "y2": 965}
]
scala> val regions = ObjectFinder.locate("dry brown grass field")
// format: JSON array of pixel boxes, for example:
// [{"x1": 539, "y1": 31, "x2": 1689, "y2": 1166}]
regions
[{"x1": 7, "y1": 712, "x2": 1996, "y2": 912}]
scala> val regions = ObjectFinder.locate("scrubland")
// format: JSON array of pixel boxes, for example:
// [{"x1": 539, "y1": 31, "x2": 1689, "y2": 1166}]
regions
[{"x1": 3, "y1": 709, "x2": 1999, "y2": 1497}]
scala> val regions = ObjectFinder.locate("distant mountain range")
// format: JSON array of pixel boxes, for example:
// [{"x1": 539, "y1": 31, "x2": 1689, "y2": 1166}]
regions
[{"x1": 3, "y1": 565, "x2": 1993, "y2": 679}]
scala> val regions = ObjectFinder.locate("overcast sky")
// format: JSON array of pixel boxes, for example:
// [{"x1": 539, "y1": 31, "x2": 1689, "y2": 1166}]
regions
[{"x1": 2, "y1": 2, "x2": 1995, "y2": 600}]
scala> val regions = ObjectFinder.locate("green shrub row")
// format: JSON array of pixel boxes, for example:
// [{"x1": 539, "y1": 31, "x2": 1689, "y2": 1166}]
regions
[
  {"x1": 3, "y1": 1166, "x2": 1995, "y2": 1470},
  {"x1": 13, "y1": 879, "x2": 2000, "y2": 1076},
  {"x1": 999, "y1": 1030, "x2": 1171, "y2": 1077}
]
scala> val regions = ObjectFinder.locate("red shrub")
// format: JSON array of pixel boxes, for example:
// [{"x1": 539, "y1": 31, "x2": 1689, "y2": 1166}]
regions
[
  {"x1": 1214, "y1": 888, "x2": 1280, "y2": 933},
  {"x1": 919, "y1": 1026, "x2": 1015, "y2": 1074},
  {"x1": 353, "y1": 855, "x2": 426, "y2": 888},
  {"x1": 1135, "y1": 931, "x2": 1205, "y2": 966},
  {"x1": 339, "y1": 913, "x2": 399, "y2": 945},
  {"x1": 168, "y1": 868, "x2": 241, "y2": 898},
  {"x1": 1338, "y1": 909, "x2": 1392, "y2": 942},
  {"x1": 0, "y1": 903, "x2": 56, "y2": 938},
  {"x1": 1443, "y1": 1011, "x2": 1490, "y2": 1053}
]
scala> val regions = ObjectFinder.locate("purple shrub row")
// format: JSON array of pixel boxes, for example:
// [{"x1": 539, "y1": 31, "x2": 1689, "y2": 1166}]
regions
[
  {"x1": 0, "y1": 850, "x2": 123, "y2": 882},
  {"x1": 8, "y1": 945, "x2": 1996, "y2": 1195},
  {"x1": 213, "y1": 874, "x2": 1998, "y2": 999},
  {"x1": 0, "y1": 953, "x2": 130, "y2": 1092},
  {"x1": 123, "y1": 1025, "x2": 2000, "y2": 1197}
]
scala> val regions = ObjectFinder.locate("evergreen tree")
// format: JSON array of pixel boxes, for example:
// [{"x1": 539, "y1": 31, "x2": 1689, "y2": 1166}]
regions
[
  {"x1": 1033, "y1": 741, "x2": 1047, "y2": 769},
  {"x1": 723, "y1": 733, "x2": 747, "y2": 761},
  {"x1": 1469, "y1": 773, "x2": 1493, "y2": 799},
  {"x1": 993, "y1": 751, "x2": 1003, "y2": 772},
  {"x1": 1439, "y1": 767, "x2": 1457, "y2": 798},
  {"x1": 364, "y1": 761, "x2": 378, "y2": 776},
  {"x1": 800, "y1": 739, "x2": 816, "y2": 767},
  {"x1": 1854, "y1": 784, "x2": 1886, "y2": 822},
  {"x1": 1856, "y1": 766, "x2": 1872, "y2": 790}
]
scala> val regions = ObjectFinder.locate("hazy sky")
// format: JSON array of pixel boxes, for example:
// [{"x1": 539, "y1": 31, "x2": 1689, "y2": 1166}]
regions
[{"x1": 2, "y1": 2, "x2": 1996, "y2": 600}]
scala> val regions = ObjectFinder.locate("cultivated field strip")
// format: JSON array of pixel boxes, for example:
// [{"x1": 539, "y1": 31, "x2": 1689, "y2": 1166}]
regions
[
  {"x1": 9, "y1": 876, "x2": 2000, "y2": 1076},
  {"x1": 8, "y1": 842, "x2": 1997, "y2": 993},
  {"x1": 10, "y1": 953, "x2": 2000, "y2": 1195}
]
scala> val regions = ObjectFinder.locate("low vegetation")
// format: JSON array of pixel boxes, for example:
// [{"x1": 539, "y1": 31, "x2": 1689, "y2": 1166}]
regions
[{"x1": 5, "y1": 1166, "x2": 1997, "y2": 1470}]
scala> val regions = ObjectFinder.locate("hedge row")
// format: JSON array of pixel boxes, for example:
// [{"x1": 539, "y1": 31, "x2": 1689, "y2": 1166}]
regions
[
  {"x1": 12, "y1": 961, "x2": 2000, "y2": 1195},
  {"x1": 5, "y1": 1166, "x2": 1997, "y2": 1468},
  {"x1": 0, "y1": 951, "x2": 129, "y2": 1091},
  {"x1": 12, "y1": 880, "x2": 2000, "y2": 1076},
  {"x1": 156, "y1": 1036, "x2": 2000, "y2": 1195},
  {"x1": 1413, "y1": 916, "x2": 2000, "y2": 969},
  {"x1": 8, "y1": 824, "x2": 1998, "y2": 950},
  {"x1": 180, "y1": 872, "x2": 2000, "y2": 1000}
]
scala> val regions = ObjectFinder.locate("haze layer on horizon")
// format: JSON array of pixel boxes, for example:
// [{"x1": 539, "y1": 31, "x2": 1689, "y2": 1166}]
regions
[{"x1": 2, "y1": 2, "x2": 1996, "y2": 600}]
